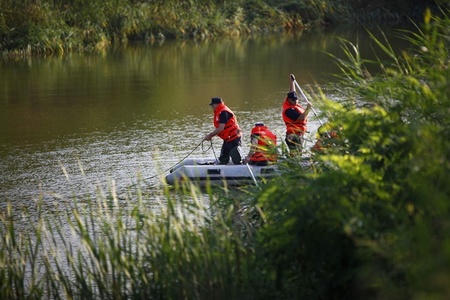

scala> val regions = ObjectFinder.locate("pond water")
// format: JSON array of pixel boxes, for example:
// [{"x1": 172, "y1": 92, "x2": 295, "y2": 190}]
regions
[{"x1": 0, "y1": 25, "x2": 413, "y2": 208}]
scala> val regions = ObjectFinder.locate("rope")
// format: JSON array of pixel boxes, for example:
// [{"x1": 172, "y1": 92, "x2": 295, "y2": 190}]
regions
[
  {"x1": 210, "y1": 141, "x2": 219, "y2": 162},
  {"x1": 128, "y1": 139, "x2": 213, "y2": 188}
]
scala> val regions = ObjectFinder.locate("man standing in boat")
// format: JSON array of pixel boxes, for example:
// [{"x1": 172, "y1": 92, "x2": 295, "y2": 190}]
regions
[
  {"x1": 204, "y1": 97, "x2": 243, "y2": 164},
  {"x1": 282, "y1": 74, "x2": 312, "y2": 155},
  {"x1": 243, "y1": 122, "x2": 278, "y2": 166}
]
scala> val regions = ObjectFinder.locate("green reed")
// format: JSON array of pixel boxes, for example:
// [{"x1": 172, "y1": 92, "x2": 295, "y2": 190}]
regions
[
  {"x1": 1, "y1": 0, "x2": 440, "y2": 58},
  {"x1": 0, "y1": 0, "x2": 293, "y2": 58},
  {"x1": 0, "y1": 179, "x2": 261, "y2": 299},
  {"x1": 252, "y1": 8, "x2": 450, "y2": 299}
]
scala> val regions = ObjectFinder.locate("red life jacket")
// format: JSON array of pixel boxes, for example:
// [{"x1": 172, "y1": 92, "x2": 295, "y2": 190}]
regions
[
  {"x1": 282, "y1": 98, "x2": 307, "y2": 135},
  {"x1": 213, "y1": 103, "x2": 242, "y2": 142},
  {"x1": 311, "y1": 140, "x2": 324, "y2": 152},
  {"x1": 249, "y1": 125, "x2": 277, "y2": 162}
]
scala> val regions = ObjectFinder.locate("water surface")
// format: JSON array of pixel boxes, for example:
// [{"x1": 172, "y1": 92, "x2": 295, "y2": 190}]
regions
[{"x1": 0, "y1": 25, "x2": 413, "y2": 206}]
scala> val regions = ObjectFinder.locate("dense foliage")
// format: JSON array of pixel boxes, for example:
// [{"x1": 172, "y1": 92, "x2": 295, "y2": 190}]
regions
[
  {"x1": 0, "y1": 0, "x2": 443, "y2": 58},
  {"x1": 255, "y1": 8, "x2": 450, "y2": 299},
  {"x1": 1, "y1": 7, "x2": 449, "y2": 300}
]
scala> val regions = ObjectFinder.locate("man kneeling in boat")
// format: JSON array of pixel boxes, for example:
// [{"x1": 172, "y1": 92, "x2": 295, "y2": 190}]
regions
[
  {"x1": 204, "y1": 97, "x2": 243, "y2": 164},
  {"x1": 243, "y1": 122, "x2": 278, "y2": 166},
  {"x1": 311, "y1": 122, "x2": 341, "y2": 153}
]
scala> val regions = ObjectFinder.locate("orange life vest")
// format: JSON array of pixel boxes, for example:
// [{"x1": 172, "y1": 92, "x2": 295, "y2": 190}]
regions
[
  {"x1": 249, "y1": 125, "x2": 277, "y2": 162},
  {"x1": 282, "y1": 98, "x2": 307, "y2": 135},
  {"x1": 311, "y1": 140, "x2": 324, "y2": 152},
  {"x1": 213, "y1": 103, "x2": 242, "y2": 142}
]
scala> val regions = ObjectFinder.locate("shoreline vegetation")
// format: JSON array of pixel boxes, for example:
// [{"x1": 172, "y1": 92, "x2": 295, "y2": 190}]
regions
[{"x1": 0, "y1": 0, "x2": 443, "y2": 59}]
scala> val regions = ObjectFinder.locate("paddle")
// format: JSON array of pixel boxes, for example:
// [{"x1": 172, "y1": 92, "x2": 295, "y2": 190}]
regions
[
  {"x1": 290, "y1": 74, "x2": 329, "y2": 137},
  {"x1": 290, "y1": 74, "x2": 323, "y2": 124},
  {"x1": 244, "y1": 163, "x2": 259, "y2": 186}
]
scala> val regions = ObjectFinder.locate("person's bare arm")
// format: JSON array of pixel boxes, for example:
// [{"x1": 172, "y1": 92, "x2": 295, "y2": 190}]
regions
[
  {"x1": 204, "y1": 123, "x2": 225, "y2": 141},
  {"x1": 290, "y1": 74, "x2": 296, "y2": 92},
  {"x1": 297, "y1": 103, "x2": 312, "y2": 121},
  {"x1": 243, "y1": 136, "x2": 258, "y2": 163}
]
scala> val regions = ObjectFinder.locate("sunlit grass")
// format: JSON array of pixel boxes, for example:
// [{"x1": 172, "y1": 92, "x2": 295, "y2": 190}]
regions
[
  {"x1": 0, "y1": 0, "x2": 293, "y2": 58},
  {"x1": 1, "y1": 0, "x2": 437, "y2": 58},
  {"x1": 0, "y1": 178, "x2": 261, "y2": 299}
]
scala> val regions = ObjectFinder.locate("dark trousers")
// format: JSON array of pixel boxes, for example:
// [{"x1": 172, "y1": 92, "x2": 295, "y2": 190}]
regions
[
  {"x1": 285, "y1": 134, "x2": 304, "y2": 155},
  {"x1": 219, "y1": 137, "x2": 242, "y2": 164}
]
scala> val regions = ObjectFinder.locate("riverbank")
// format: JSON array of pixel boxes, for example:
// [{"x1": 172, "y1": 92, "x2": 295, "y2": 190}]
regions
[{"x1": 0, "y1": 0, "x2": 442, "y2": 59}]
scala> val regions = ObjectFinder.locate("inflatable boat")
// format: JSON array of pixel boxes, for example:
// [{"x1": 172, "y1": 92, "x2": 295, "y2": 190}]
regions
[{"x1": 164, "y1": 158, "x2": 279, "y2": 186}]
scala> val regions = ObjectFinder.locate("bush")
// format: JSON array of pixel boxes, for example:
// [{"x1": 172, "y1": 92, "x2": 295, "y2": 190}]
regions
[{"x1": 253, "y1": 8, "x2": 450, "y2": 299}]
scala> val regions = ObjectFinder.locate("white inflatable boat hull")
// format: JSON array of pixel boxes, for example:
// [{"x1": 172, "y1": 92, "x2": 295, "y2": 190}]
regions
[{"x1": 165, "y1": 158, "x2": 279, "y2": 186}]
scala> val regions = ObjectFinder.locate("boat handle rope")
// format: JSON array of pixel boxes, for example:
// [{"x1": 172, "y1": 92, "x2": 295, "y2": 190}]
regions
[
  {"x1": 209, "y1": 141, "x2": 219, "y2": 162},
  {"x1": 130, "y1": 139, "x2": 214, "y2": 188}
]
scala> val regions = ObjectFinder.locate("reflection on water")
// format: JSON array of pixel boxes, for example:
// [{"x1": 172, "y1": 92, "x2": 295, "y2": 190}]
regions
[{"x1": 0, "y1": 25, "x2": 412, "y2": 206}]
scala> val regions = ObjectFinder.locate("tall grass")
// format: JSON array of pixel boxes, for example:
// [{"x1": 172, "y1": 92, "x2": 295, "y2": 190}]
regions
[
  {"x1": 0, "y1": 180, "x2": 261, "y2": 299},
  {"x1": 0, "y1": 0, "x2": 442, "y2": 58},
  {"x1": 254, "y1": 8, "x2": 450, "y2": 299},
  {"x1": 0, "y1": 0, "x2": 294, "y2": 58}
]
